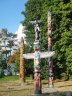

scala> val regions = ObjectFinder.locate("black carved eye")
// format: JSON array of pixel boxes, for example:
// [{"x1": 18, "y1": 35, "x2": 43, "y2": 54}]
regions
[{"x1": 36, "y1": 29, "x2": 38, "y2": 32}]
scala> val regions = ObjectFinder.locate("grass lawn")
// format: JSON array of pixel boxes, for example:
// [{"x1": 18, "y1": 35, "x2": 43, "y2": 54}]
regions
[
  {"x1": 0, "y1": 76, "x2": 19, "y2": 83},
  {"x1": 0, "y1": 76, "x2": 34, "y2": 96},
  {"x1": 0, "y1": 75, "x2": 33, "y2": 83},
  {"x1": 0, "y1": 76, "x2": 72, "y2": 96}
]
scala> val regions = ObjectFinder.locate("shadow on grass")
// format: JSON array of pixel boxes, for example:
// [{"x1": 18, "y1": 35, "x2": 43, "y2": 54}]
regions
[
  {"x1": 42, "y1": 91, "x2": 72, "y2": 96},
  {"x1": 0, "y1": 90, "x2": 72, "y2": 96}
]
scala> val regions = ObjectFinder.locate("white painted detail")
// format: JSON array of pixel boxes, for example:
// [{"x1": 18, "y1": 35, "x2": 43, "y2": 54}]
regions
[{"x1": 23, "y1": 51, "x2": 55, "y2": 59}]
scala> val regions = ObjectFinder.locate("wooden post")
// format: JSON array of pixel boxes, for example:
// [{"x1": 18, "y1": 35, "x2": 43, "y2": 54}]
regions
[
  {"x1": 34, "y1": 41, "x2": 42, "y2": 95},
  {"x1": 33, "y1": 20, "x2": 42, "y2": 95},
  {"x1": 48, "y1": 12, "x2": 54, "y2": 88},
  {"x1": 20, "y1": 37, "x2": 25, "y2": 83}
]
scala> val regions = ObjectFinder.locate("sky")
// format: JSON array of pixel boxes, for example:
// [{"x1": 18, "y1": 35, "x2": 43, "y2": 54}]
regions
[{"x1": 0, "y1": 0, "x2": 27, "y2": 33}]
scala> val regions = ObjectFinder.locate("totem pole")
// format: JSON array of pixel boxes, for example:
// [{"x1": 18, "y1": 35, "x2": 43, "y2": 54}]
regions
[
  {"x1": 48, "y1": 12, "x2": 54, "y2": 88},
  {"x1": 20, "y1": 37, "x2": 25, "y2": 83},
  {"x1": 31, "y1": 20, "x2": 42, "y2": 95}
]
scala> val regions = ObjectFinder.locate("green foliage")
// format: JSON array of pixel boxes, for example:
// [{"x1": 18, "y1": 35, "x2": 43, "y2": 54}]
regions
[
  {"x1": 21, "y1": 0, "x2": 72, "y2": 80},
  {"x1": 66, "y1": 45, "x2": 72, "y2": 75},
  {"x1": 14, "y1": 50, "x2": 20, "y2": 72},
  {"x1": 24, "y1": 44, "x2": 34, "y2": 76},
  {"x1": 7, "y1": 65, "x2": 12, "y2": 76},
  {"x1": 21, "y1": 0, "x2": 42, "y2": 46},
  {"x1": 41, "y1": 59, "x2": 48, "y2": 79},
  {"x1": 0, "y1": 68, "x2": 4, "y2": 78},
  {"x1": 1, "y1": 59, "x2": 7, "y2": 69}
]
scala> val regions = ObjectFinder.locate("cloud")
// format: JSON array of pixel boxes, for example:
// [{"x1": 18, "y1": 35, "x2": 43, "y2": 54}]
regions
[{"x1": 15, "y1": 24, "x2": 26, "y2": 43}]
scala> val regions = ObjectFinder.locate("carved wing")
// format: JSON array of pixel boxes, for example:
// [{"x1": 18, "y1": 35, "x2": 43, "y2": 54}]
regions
[
  {"x1": 40, "y1": 51, "x2": 55, "y2": 58},
  {"x1": 23, "y1": 51, "x2": 55, "y2": 59},
  {"x1": 23, "y1": 53, "x2": 34, "y2": 59}
]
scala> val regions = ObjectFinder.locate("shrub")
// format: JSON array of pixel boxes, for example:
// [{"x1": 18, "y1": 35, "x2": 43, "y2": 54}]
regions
[{"x1": 0, "y1": 68, "x2": 4, "y2": 78}]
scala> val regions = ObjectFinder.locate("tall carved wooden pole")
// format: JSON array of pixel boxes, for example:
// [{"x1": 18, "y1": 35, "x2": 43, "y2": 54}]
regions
[
  {"x1": 48, "y1": 12, "x2": 54, "y2": 88},
  {"x1": 32, "y1": 20, "x2": 42, "y2": 95},
  {"x1": 20, "y1": 37, "x2": 25, "y2": 83}
]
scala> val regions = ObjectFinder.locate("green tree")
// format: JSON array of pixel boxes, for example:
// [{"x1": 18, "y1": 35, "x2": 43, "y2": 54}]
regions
[
  {"x1": 22, "y1": 0, "x2": 72, "y2": 80},
  {"x1": 21, "y1": 0, "x2": 42, "y2": 45},
  {"x1": 14, "y1": 50, "x2": 20, "y2": 73},
  {"x1": 7, "y1": 40, "x2": 14, "y2": 56}
]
